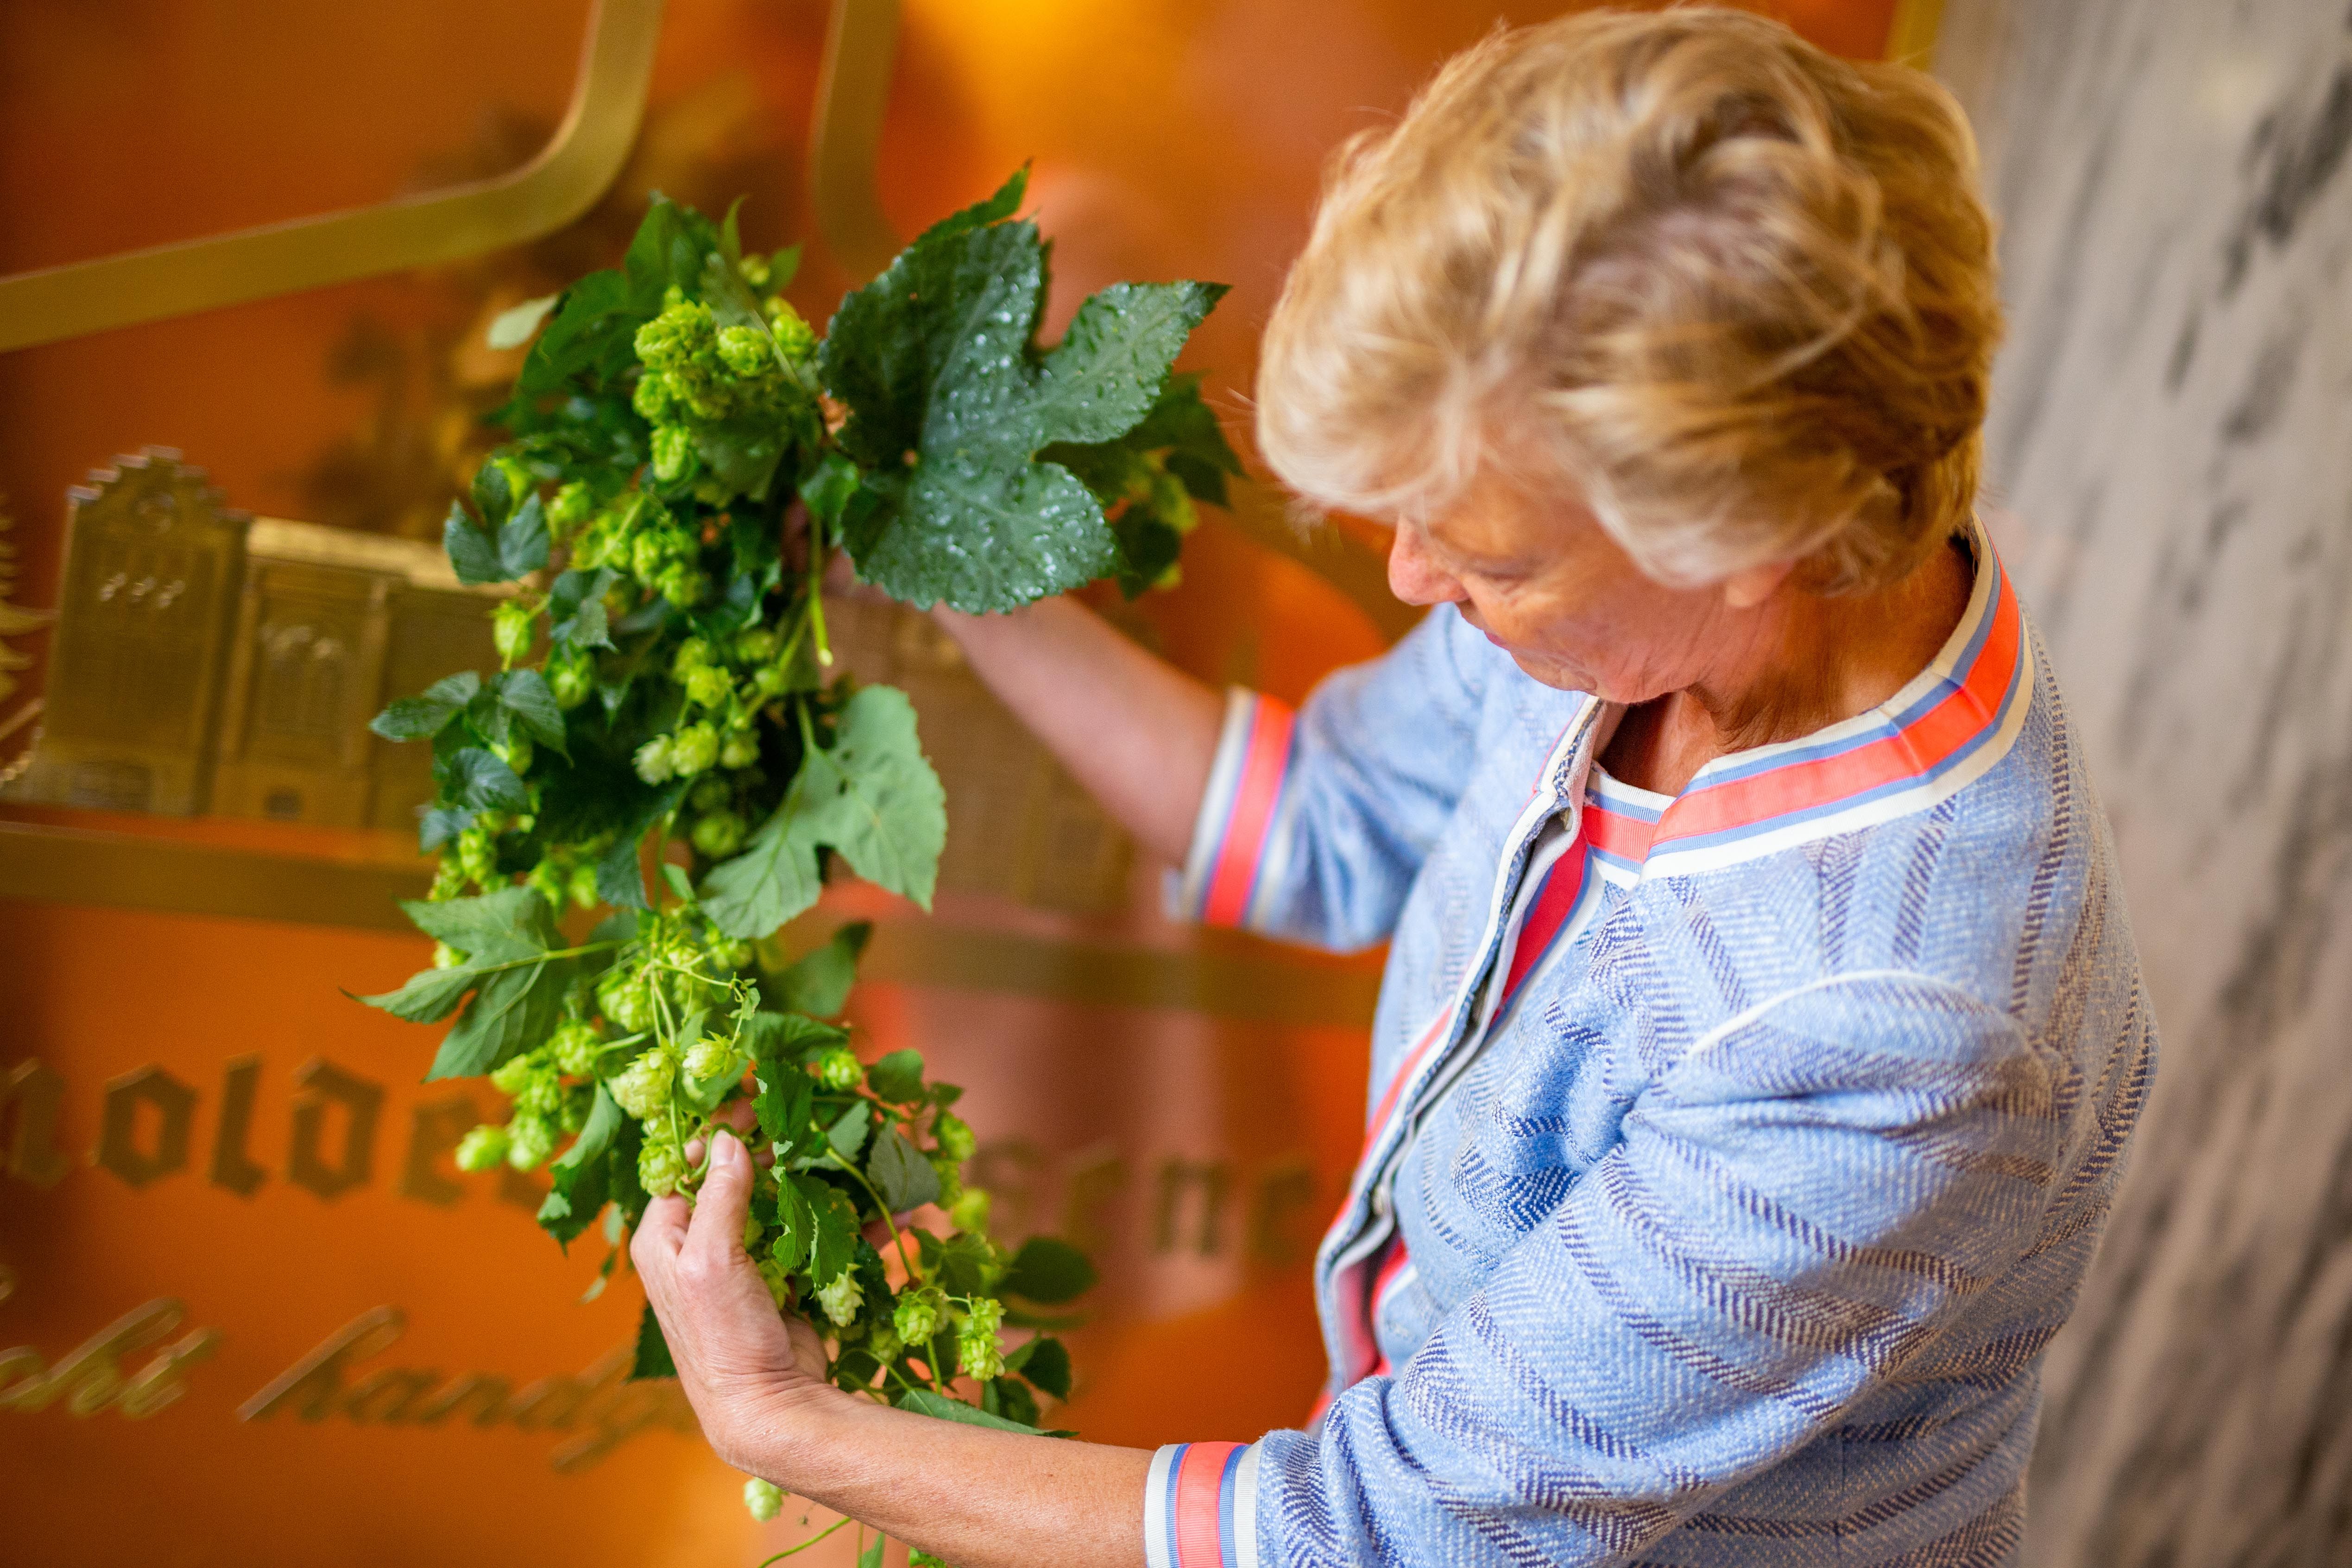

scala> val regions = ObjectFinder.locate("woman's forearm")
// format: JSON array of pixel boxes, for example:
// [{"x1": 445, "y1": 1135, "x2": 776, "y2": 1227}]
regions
[
  {"x1": 934, "y1": 597, "x2": 1223, "y2": 867},
  {"x1": 749, "y1": 1393, "x2": 1153, "y2": 1568}
]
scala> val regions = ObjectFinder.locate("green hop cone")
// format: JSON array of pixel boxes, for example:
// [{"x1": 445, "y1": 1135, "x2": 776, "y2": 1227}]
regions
[
  {"x1": 893, "y1": 1289, "x2": 941, "y2": 1346},
  {"x1": 815, "y1": 1270, "x2": 864, "y2": 1328},
  {"x1": 816, "y1": 1047, "x2": 863, "y2": 1092},
  {"x1": 933, "y1": 1110, "x2": 976, "y2": 1163},
  {"x1": 755, "y1": 1253, "x2": 793, "y2": 1307},
  {"x1": 495, "y1": 735, "x2": 535, "y2": 778},
  {"x1": 638, "y1": 1136, "x2": 687, "y2": 1197},
  {"x1": 453, "y1": 1123, "x2": 509, "y2": 1172},
  {"x1": 654, "y1": 562, "x2": 707, "y2": 608},
  {"x1": 865, "y1": 1321, "x2": 903, "y2": 1364},
  {"x1": 670, "y1": 723, "x2": 719, "y2": 776},
  {"x1": 734, "y1": 627, "x2": 777, "y2": 663},
  {"x1": 548, "y1": 652, "x2": 593, "y2": 710},
  {"x1": 429, "y1": 858, "x2": 467, "y2": 901},
  {"x1": 689, "y1": 773, "x2": 731, "y2": 811},
  {"x1": 549, "y1": 480, "x2": 595, "y2": 534},
  {"x1": 650, "y1": 424, "x2": 699, "y2": 486},
  {"x1": 488, "y1": 1049, "x2": 546, "y2": 1096},
  {"x1": 506, "y1": 1112, "x2": 556, "y2": 1171},
  {"x1": 525, "y1": 857, "x2": 565, "y2": 908},
  {"x1": 431, "y1": 941, "x2": 464, "y2": 970},
  {"x1": 742, "y1": 1477, "x2": 783, "y2": 1524},
  {"x1": 607, "y1": 1043, "x2": 678, "y2": 1119},
  {"x1": 681, "y1": 1032, "x2": 734, "y2": 1082},
  {"x1": 683, "y1": 663, "x2": 732, "y2": 710},
  {"x1": 716, "y1": 324, "x2": 769, "y2": 377},
  {"x1": 690, "y1": 810, "x2": 745, "y2": 858},
  {"x1": 948, "y1": 1187, "x2": 991, "y2": 1234},
  {"x1": 549, "y1": 1020, "x2": 604, "y2": 1077},
  {"x1": 719, "y1": 730, "x2": 760, "y2": 768},
  {"x1": 632, "y1": 735, "x2": 675, "y2": 784},
  {"x1": 566, "y1": 860, "x2": 599, "y2": 909},
  {"x1": 956, "y1": 1297, "x2": 1006, "y2": 1381},
  {"x1": 710, "y1": 937, "x2": 753, "y2": 971},
  {"x1": 492, "y1": 599, "x2": 536, "y2": 665},
  {"x1": 766, "y1": 299, "x2": 818, "y2": 359},
  {"x1": 455, "y1": 826, "x2": 498, "y2": 886}
]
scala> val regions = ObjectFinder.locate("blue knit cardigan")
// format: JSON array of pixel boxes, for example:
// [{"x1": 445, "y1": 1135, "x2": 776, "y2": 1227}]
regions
[{"x1": 1141, "y1": 524, "x2": 2155, "y2": 1568}]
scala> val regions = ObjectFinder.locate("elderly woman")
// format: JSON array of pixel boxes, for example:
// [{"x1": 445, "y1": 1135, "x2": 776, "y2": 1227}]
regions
[{"x1": 634, "y1": 10, "x2": 2154, "y2": 1566}]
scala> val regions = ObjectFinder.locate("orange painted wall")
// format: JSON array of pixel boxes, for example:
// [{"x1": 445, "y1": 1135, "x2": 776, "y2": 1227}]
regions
[{"x1": 0, "y1": 4, "x2": 1898, "y2": 1564}]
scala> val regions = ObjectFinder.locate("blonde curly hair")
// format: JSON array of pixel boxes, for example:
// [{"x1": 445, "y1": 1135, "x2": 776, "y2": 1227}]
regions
[{"x1": 1257, "y1": 6, "x2": 2002, "y2": 594}]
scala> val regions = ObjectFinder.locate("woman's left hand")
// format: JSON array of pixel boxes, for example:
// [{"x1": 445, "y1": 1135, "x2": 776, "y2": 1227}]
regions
[{"x1": 631, "y1": 1121, "x2": 842, "y2": 1477}]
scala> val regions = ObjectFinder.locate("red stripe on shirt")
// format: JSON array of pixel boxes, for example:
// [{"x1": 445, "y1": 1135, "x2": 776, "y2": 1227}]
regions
[
  {"x1": 1172, "y1": 1441, "x2": 1244, "y2": 1568},
  {"x1": 1655, "y1": 573, "x2": 2023, "y2": 847},
  {"x1": 1200, "y1": 699, "x2": 1299, "y2": 929}
]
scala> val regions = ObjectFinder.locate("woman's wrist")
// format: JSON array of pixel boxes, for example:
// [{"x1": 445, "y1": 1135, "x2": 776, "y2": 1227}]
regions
[{"x1": 706, "y1": 1371, "x2": 858, "y2": 1487}]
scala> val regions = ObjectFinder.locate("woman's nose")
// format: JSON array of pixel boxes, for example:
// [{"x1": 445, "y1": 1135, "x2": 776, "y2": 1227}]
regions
[{"x1": 1387, "y1": 525, "x2": 1467, "y2": 608}]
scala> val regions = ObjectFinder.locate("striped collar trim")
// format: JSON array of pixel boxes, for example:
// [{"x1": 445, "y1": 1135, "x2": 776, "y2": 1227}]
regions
[{"x1": 1583, "y1": 520, "x2": 2032, "y2": 882}]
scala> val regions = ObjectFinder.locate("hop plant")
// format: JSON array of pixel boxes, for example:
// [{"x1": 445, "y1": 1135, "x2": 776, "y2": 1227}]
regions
[
  {"x1": 894, "y1": 1288, "x2": 943, "y2": 1346},
  {"x1": 815, "y1": 1271, "x2": 864, "y2": 1328},
  {"x1": 743, "y1": 1477, "x2": 784, "y2": 1524},
  {"x1": 357, "y1": 173, "x2": 1204, "y2": 1556},
  {"x1": 607, "y1": 1044, "x2": 678, "y2": 1120},
  {"x1": 454, "y1": 1124, "x2": 509, "y2": 1171},
  {"x1": 638, "y1": 1136, "x2": 687, "y2": 1197},
  {"x1": 956, "y1": 1297, "x2": 1006, "y2": 1382}
]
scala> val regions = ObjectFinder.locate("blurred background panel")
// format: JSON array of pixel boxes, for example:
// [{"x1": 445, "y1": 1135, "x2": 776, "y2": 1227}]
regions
[{"x1": 0, "y1": 4, "x2": 1903, "y2": 1566}]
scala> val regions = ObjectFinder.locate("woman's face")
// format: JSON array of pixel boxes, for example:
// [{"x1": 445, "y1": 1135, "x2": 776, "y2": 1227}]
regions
[{"x1": 1385, "y1": 478, "x2": 1768, "y2": 705}]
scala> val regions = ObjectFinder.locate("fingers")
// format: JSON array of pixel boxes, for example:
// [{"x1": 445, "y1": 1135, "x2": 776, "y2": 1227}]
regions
[
  {"x1": 684, "y1": 1101, "x2": 762, "y2": 1166},
  {"x1": 632, "y1": 1191, "x2": 691, "y2": 1271},
  {"x1": 686, "y1": 1128, "x2": 753, "y2": 1260}
]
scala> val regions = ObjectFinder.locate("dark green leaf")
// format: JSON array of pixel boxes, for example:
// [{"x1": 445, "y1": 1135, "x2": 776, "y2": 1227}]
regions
[
  {"x1": 494, "y1": 668, "x2": 569, "y2": 755},
  {"x1": 498, "y1": 491, "x2": 550, "y2": 578},
  {"x1": 866, "y1": 1126, "x2": 940, "y2": 1212},
  {"x1": 537, "y1": 1087, "x2": 620, "y2": 1246},
  {"x1": 444, "y1": 500, "x2": 506, "y2": 585},
  {"x1": 909, "y1": 166, "x2": 1029, "y2": 249},
  {"x1": 371, "y1": 671, "x2": 481, "y2": 742},
  {"x1": 929, "y1": 1231, "x2": 1005, "y2": 1296},
  {"x1": 661, "y1": 862, "x2": 697, "y2": 904},
  {"x1": 438, "y1": 747, "x2": 530, "y2": 813},
  {"x1": 864, "y1": 1047, "x2": 924, "y2": 1103},
  {"x1": 800, "y1": 1175, "x2": 859, "y2": 1286},
  {"x1": 767, "y1": 1172, "x2": 813, "y2": 1274},
  {"x1": 819, "y1": 203, "x2": 1226, "y2": 611},
  {"x1": 355, "y1": 965, "x2": 479, "y2": 1025},
  {"x1": 549, "y1": 567, "x2": 617, "y2": 651},
  {"x1": 751, "y1": 1053, "x2": 814, "y2": 1158},
  {"x1": 768, "y1": 921, "x2": 871, "y2": 1018},
  {"x1": 1007, "y1": 1335, "x2": 1072, "y2": 1400},
  {"x1": 630, "y1": 1301, "x2": 677, "y2": 1380},
  {"x1": 895, "y1": 1387, "x2": 1042, "y2": 1435},
  {"x1": 397, "y1": 887, "x2": 546, "y2": 958},
  {"x1": 826, "y1": 1100, "x2": 871, "y2": 1163},
  {"x1": 991, "y1": 1376, "x2": 1040, "y2": 1428},
  {"x1": 595, "y1": 778, "x2": 687, "y2": 910},
  {"x1": 1003, "y1": 1236, "x2": 1098, "y2": 1304},
  {"x1": 425, "y1": 954, "x2": 573, "y2": 1080},
  {"x1": 472, "y1": 460, "x2": 515, "y2": 527},
  {"x1": 419, "y1": 807, "x2": 473, "y2": 851}
]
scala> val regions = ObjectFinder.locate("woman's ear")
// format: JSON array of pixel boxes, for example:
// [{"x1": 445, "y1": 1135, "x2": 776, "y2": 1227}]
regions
[{"x1": 1721, "y1": 560, "x2": 1796, "y2": 611}]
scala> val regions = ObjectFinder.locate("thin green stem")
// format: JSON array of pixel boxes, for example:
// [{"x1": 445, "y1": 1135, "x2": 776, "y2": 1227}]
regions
[
  {"x1": 753, "y1": 1515, "x2": 849, "y2": 1565},
  {"x1": 450, "y1": 940, "x2": 621, "y2": 978}
]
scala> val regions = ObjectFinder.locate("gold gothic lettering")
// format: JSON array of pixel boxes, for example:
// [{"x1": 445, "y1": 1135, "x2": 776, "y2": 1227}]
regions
[{"x1": 239, "y1": 1306, "x2": 697, "y2": 1470}]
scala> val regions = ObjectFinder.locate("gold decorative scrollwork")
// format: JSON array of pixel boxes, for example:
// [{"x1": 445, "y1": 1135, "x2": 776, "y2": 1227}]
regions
[{"x1": 0, "y1": 0, "x2": 667, "y2": 354}]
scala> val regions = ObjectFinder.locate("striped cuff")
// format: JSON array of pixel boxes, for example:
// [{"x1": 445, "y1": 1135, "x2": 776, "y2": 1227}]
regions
[
  {"x1": 1144, "y1": 1441, "x2": 1261, "y2": 1568},
  {"x1": 1171, "y1": 688, "x2": 1298, "y2": 930}
]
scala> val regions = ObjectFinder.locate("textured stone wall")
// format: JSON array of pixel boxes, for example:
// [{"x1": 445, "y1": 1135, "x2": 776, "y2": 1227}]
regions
[{"x1": 1938, "y1": 2, "x2": 2352, "y2": 1563}]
